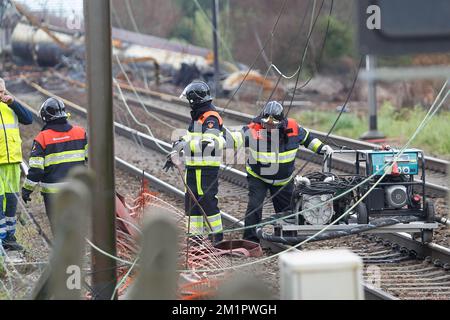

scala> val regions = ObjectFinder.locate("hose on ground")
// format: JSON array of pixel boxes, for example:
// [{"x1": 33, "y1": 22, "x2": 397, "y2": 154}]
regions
[{"x1": 257, "y1": 215, "x2": 421, "y2": 245}]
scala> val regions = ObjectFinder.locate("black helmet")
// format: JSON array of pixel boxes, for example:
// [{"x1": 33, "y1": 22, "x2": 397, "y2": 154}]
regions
[
  {"x1": 260, "y1": 101, "x2": 285, "y2": 128},
  {"x1": 180, "y1": 81, "x2": 212, "y2": 107},
  {"x1": 39, "y1": 97, "x2": 67, "y2": 122}
]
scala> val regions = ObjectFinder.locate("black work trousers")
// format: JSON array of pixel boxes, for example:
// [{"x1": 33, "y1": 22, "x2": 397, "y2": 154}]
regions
[
  {"x1": 184, "y1": 168, "x2": 223, "y2": 243},
  {"x1": 43, "y1": 193, "x2": 56, "y2": 231},
  {"x1": 243, "y1": 175, "x2": 294, "y2": 242}
]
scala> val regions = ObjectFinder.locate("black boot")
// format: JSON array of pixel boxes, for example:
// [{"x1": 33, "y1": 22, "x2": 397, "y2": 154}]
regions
[
  {"x1": 209, "y1": 232, "x2": 224, "y2": 246},
  {"x1": 2, "y1": 235, "x2": 23, "y2": 251}
]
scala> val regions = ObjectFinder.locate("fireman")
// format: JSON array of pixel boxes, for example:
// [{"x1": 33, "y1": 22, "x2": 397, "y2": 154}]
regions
[
  {"x1": 0, "y1": 78, "x2": 33, "y2": 252},
  {"x1": 21, "y1": 98, "x2": 88, "y2": 228},
  {"x1": 164, "y1": 81, "x2": 224, "y2": 244},
  {"x1": 232, "y1": 101, "x2": 332, "y2": 243}
]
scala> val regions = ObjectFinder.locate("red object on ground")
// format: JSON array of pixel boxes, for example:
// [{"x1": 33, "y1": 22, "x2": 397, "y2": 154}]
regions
[
  {"x1": 115, "y1": 193, "x2": 140, "y2": 238},
  {"x1": 213, "y1": 239, "x2": 263, "y2": 258}
]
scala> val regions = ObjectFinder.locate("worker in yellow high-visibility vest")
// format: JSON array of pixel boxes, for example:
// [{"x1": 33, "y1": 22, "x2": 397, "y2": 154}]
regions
[{"x1": 0, "y1": 78, "x2": 33, "y2": 254}]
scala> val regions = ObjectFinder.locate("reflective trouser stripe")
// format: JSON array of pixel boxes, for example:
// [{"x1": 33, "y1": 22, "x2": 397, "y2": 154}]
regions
[
  {"x1": 187, "y1": 216, "x2": 203, "y2": 235},
  {"x1": 195, "y1": 169, "x2": 203, "y2": 196},
  {"x1": 206, "y1": 213, "x2": 223, "y2": 233},
  {"x1": 246, "y1": 166, "x2": 292, "y2": 186},
  {"x1": 6, "y1": 216, "x2": 15, "y2": 232},
  {"x1": 0, "y1": 218, "x2": 6, "y2": 238}
]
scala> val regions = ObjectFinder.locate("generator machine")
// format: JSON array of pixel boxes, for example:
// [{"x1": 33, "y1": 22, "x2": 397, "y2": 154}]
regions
[{"x1": 260, "y1": 147, "x2": 438, "y2": 244}]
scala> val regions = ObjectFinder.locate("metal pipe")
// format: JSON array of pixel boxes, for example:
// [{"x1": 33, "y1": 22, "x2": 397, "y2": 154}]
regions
[
  {"x1": 361, "y1": 55, "x2": 384, "y2": 140},
  {"x1": 211, "y1": 0, "x2": 220, "y2": 97},
  {"x1": 84, "y1": 0, "x2": 117, "y2": 300},
  {"x1": 436, "y1": 216, "x2": 450, "y2": 227}
]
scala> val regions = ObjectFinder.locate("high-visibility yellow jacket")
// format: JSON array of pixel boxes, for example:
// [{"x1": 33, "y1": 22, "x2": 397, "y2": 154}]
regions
[{"x1": 0, "y1": 101, "x2": 23, "y2": 164}]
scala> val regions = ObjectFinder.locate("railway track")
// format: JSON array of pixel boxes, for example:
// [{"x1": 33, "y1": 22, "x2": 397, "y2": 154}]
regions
[
  {"x1": 45, "y1": 73, "x2": 450, "y2": 198},
  {"x1": 11, "y1": 81, "x2": 450, "y2": 300}
]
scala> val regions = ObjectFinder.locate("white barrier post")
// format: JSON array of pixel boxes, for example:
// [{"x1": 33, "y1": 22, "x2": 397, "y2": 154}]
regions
[{"x1": 279, "y1": 249, "x2": 363, "y2": 300}]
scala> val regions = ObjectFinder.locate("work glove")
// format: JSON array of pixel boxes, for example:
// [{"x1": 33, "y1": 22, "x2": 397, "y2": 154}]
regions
[
  {"x1": 320, "y1": 145, "x2": 333, "y2": 155},
  {"x1": 294, "y1": 175, "x2": 311, "y2": 186},
  {"x1": 21, "y1": 188, "x2": 32, "y2": 204},
  {"x1": 172, "y1": 139, "x2": 186, "y2": 154},
  {"x1": 163, "y1": 150, "x2": 183, "y2": 172},
  {"x1": 163, "y1": 151, "x2": 177, "y2": 172},
  {"x1": 0, "y1": 94, "x2": 14, "y2": 105}
]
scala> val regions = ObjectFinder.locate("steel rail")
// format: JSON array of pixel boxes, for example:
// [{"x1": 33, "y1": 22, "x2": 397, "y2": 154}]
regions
[{"x1": 373, "y1": 233, "x2": 450, "y2": 268}]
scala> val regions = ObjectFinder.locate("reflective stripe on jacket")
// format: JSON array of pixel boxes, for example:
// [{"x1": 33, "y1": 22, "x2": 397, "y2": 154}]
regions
[
  {"x1": 237, "y1": 118, "x2": 324, "y2": 183},
  {"x1": 23, "y1": 125, "x2": 88, "y2": 193},
  {"x1": 0, "y1": 102, "x2": 22, "y2": 164},
  {"x1": 182, "y1": 108, "x2": 225, "y2": 168}
]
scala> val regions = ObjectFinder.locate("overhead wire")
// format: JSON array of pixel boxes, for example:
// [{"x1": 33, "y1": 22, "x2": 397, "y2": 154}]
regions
[
  {"x1": 113, "y1": 77, "x2": 171, "y2": 154},
  {"x1": 191, "y1": 0, "x2": 237, "y2": 65},
  {"x1": 124, "y1": 0, "x2": 140, "y2": 34},
  {"x1": 219, "y1": 0, "x2": 290, "y2": 115},
  {"x1": 285, "y1": 0, "x2": 334, "y2": 117},
  {"x1": 114, "y1": 55, "x2": 178, "y2": 130}
]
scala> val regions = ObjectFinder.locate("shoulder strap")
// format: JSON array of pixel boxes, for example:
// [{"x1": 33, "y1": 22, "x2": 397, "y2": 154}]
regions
[
  {"x1": 70, "y1": 126, "x2": 87, "y2": 140},
  {"x1": 198, "y1": 111, "x2": 223, "y2": 126},
  {"x1": 247, "y1": 122, "x2": 263, "y2": 140},
  {"x1": 285, "y1": 118, "x2": 299, "y2": 137},
  {"x1": 34, "y1": 131, "x2": 47, "y2": 149}
]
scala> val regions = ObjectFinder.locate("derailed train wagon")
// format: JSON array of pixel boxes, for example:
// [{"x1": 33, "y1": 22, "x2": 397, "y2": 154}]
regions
[{"x1": 11, "y1": 23, "x2": 82, "y2": 66}]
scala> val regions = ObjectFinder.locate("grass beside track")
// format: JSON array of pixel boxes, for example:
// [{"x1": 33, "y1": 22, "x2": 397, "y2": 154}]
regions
[{"x1": 294, "y1": 103, "x2": 450, "y2": 158}]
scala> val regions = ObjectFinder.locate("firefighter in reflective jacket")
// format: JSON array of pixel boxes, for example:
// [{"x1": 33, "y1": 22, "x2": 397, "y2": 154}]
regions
[
  {"x1": 232, "y1": 101, "x2": 333, "y2": 243},
  {"x1": 164, "y1": 81, "x2": 224, "y2": 244},
  {"x1": 22, "y1": 98, "x2": 88, "y2": 227}
]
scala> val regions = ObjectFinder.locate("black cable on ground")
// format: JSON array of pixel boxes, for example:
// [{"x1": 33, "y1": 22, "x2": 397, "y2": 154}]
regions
[
  {"x1": 296, "y1": 172, "x2": 365, "y2": 194},
  {"x1": 257, "y1": 215, "x2": 421, "y2": 245}
]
